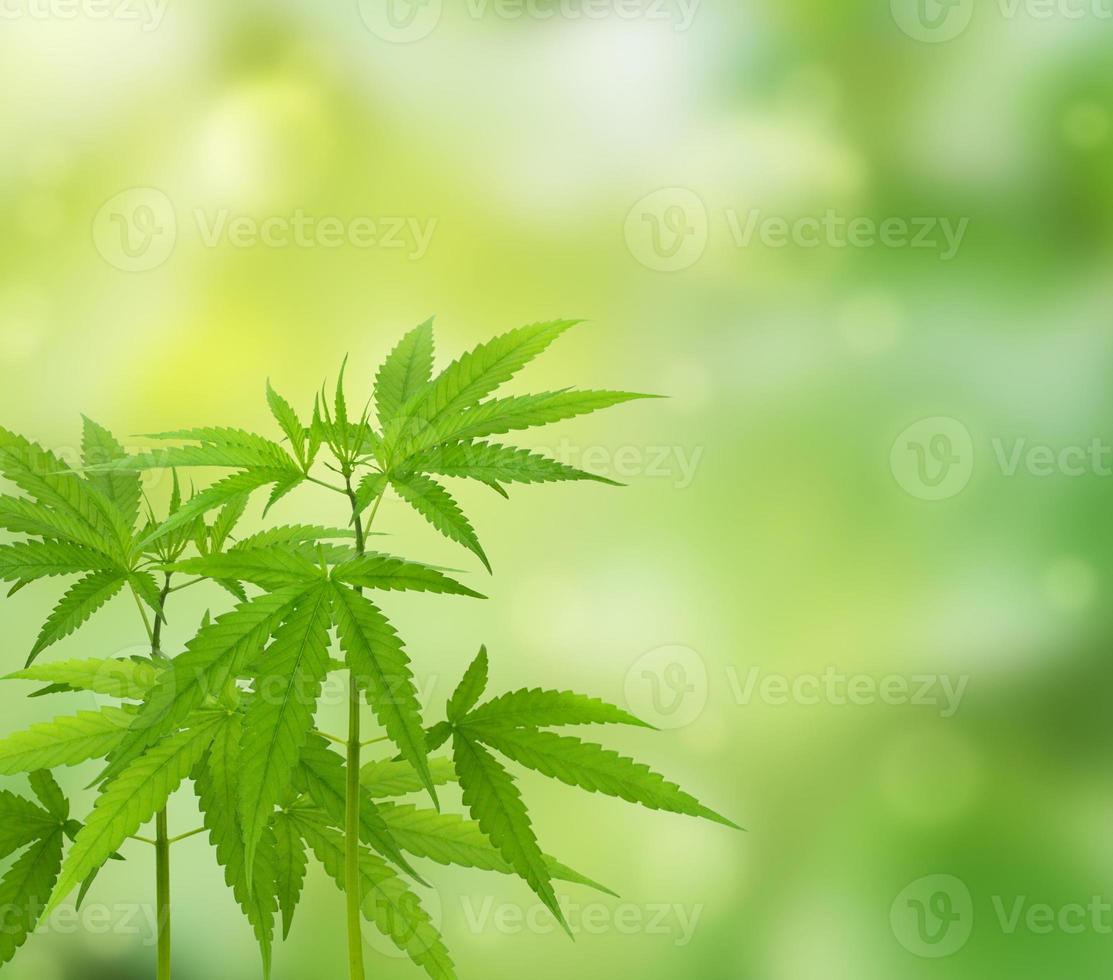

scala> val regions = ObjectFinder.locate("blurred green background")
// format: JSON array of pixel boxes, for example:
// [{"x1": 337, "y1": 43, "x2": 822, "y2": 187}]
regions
[{"x1": 2, "y1": 0, "x2": 1113, "y2": 976}]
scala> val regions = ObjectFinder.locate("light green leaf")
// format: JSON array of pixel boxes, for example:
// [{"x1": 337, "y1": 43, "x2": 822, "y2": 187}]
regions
[
  {"x1": 332, "y1": 554, "x2": 484, "y2": 598},
  {"x1": 7, "y1": 658, "x2": 157, "y2": 700},
  {"x1": 375, "y1": 318, "x2": 435, "y2": 428},
  {"x1": 0, "y1": 706, "x2": 136, "y2": 774},
  {"x1": 403, "y1": 320, "x2": 579, "y2": 427},
  {"x1": 96, "y1": 586, "x2": 309, "y2": 785},
  {"x1": 360, "y1": 757, "x2": 457, "y2": 799},
  {"x1": 0, "y1": 828, "x2": 64, "y2": 967},
  {"x1": 296, "y1": 734, "x2": 418, "y2": 879},
  {"x1": 47, "y1": 714, "x2": 225, "y2": 916},
  {"x1": 291, "y1": 809, "x2": 456, "y2": 980},
  {"x1": 407, "y1": 442, "x2": 619, "y2": 486},
  {"x1": 270, "y1": 810, "x2": 308, "y2": 940},
  {"x1": 475, "y1": 727, "x2": 739, "y2": 829},
  {"x1": 0, "y1": 790, "x2": 59, "y2": 857},
  {"x1": 464, "y1": 689, "x2": 653, "y2": 731},
  {"x1": 409, "y1": 390, "x2": 656, "y2": 455},
  {"x1": 28, "y1": 571, "x2": 128, "y2": 664},
  {"x1": 330, "y1": 584, "x2": 436, "y2": 806},
  {"x1": 139, "y1": 469, "x2": 301, "y2": 550},
  {"x1": 29, "y1": 771, "x2": 69, "y2": 821},
  {"x1": 0, "y1": 540, "x2": 114, "y2": 585},
  {"x1": 446, "y1": 647, "x2": 488, "y2": 722},
  {"x1": 240, "y1": 586, "x2": 333, "y2": 876},
  {"x1": 0, "y1": 496, "x2": 117, "y2": 555},
  {"x1": 168, "y1": 548, "x2": 324, "y2": 591},
  {"x1": 390, "y1": 475, "x2": 489, "y2": 572},
  {"x1": 81, "y1": 417, "x2": 141, "y2": 530},
  {"x1": 377, "y1": 802, "x2": 616, "y2": 896},
  {"x1": 452, "y1": 731, "x2": 567, "y2": 932},
  {"x1": 266, "y1": 382, "x2": 307, "y2": 466},
  {"x1": 195, "y1": 713, "x2": 277, "y2": 977}
]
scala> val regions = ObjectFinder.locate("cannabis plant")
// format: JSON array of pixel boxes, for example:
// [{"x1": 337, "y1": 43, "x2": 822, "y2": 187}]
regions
[{"x1": 0, "y1": 319, "x2": 737, "y2": 979}]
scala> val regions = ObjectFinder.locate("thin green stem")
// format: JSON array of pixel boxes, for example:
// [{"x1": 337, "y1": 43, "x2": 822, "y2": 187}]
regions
[
  {"x1": 165, "y1": 576, "x2": 204, "y2": 596},
  {"x1": 343, "y1": 480, "x2": 380, "y2": 980},
  {"x1": 317, "y1": 730, "x2": 347, "y2": 747},
  {"x1": 129, "y1": 585, "x2": 155, "y2": 645},
  {"x1": 360, "y1": 736, "x2": 388, "y2": 748},
  {"x1": 155, "y1": 810, "x2": 171, "y2": 980},
  {"x1": 167, "y1": 827, "x2": 206, "y2": 845},
  {"x1": 306, "y1": 474, "x2": 349, "y2": 495},
  {"x1": 131, "y1": 835, "x2": 157, "y2": 846}
]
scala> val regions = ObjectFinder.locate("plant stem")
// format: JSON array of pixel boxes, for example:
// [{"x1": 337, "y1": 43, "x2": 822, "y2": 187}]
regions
[
  {"x1": 155, "y1": 809, "x2": 171, "y2": 980},
  {"x1": 343, "y1": 479, "x2": 372, "y2": 980},
  {"x1": 149, "y1": 572, "x2": 173, "y2": 978}
]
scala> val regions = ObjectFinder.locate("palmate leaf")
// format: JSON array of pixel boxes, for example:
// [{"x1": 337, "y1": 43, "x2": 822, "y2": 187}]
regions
[
  {"x1": 360, "y1": 757, "x2": 457, "y2": 799},
  {"x1": 240, "y1": 585, "x2": 333, "y2": 876},
  {"x1": 406, "y1": 442, "x2": 619, "y2": 487},
  {"x1": 81, "y1": 416, "x2": 141, "y2": 530},
  {"x1": 0, "y1": 540, "x2": 116, "y2": 585},
  {"x1": 401, "y1": 320, "x2": 579, "y2": 428},
  {"x1": 390, "y1": 475, "x2": 490, "y2": 572},
  {"x1": 27, "y1": 570, "x2": 128, "y2": 665},
  {"x1": 376, "y1": 318, "x2": 435, "y2": 428},
  {"x1": 46, "y1": 712, "x2": 225, "y2": 916},
  {"x1": 0, "y1": 828, "x2": 64, "y2": 967},
  {"x1": 452, "y1": 731, "x2": 568, "y2": 933},
  {"x1": 195, "y1": 712, "x2": 278, "y2": 977},
  {"x1": 330, "y1": 583, "x2": 437, "y2": 806},
  {"x1": 465, "y1": 689, "x2": 653, "y2": 731},
  {"x1": 95, "y1": 585, "x2": 311, "y2": 785},
  {"x1": 376, "y1": 802, "x2": 615, "y2": 896},
  {"x1": 0, "y1": 706, "x2": 136, "y2": 774},
  {"x1": 0, "y1": 790, "x2": 60, "y2": 856},
  {"x1": 468, "y1": 727, "x2": 739, "y2": 830},
  {"x1": 295, "y1": 734, "x2": 419, "y2": 879},
  {"x1": 7, "y1": 658, "x2": 157, "y2": 700},
  {"x1": 90, "y1": 427, "x2": 295, "y2": 472},
  {"x1": 331, "y1": 554, "x2": 484, "y2": 598},
  {"x1": 270, "y1": 810, "x2": 308, "y2": 940},
  {"x1": 289, "y1": 808, "x2": 456, "y2": 980}
]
